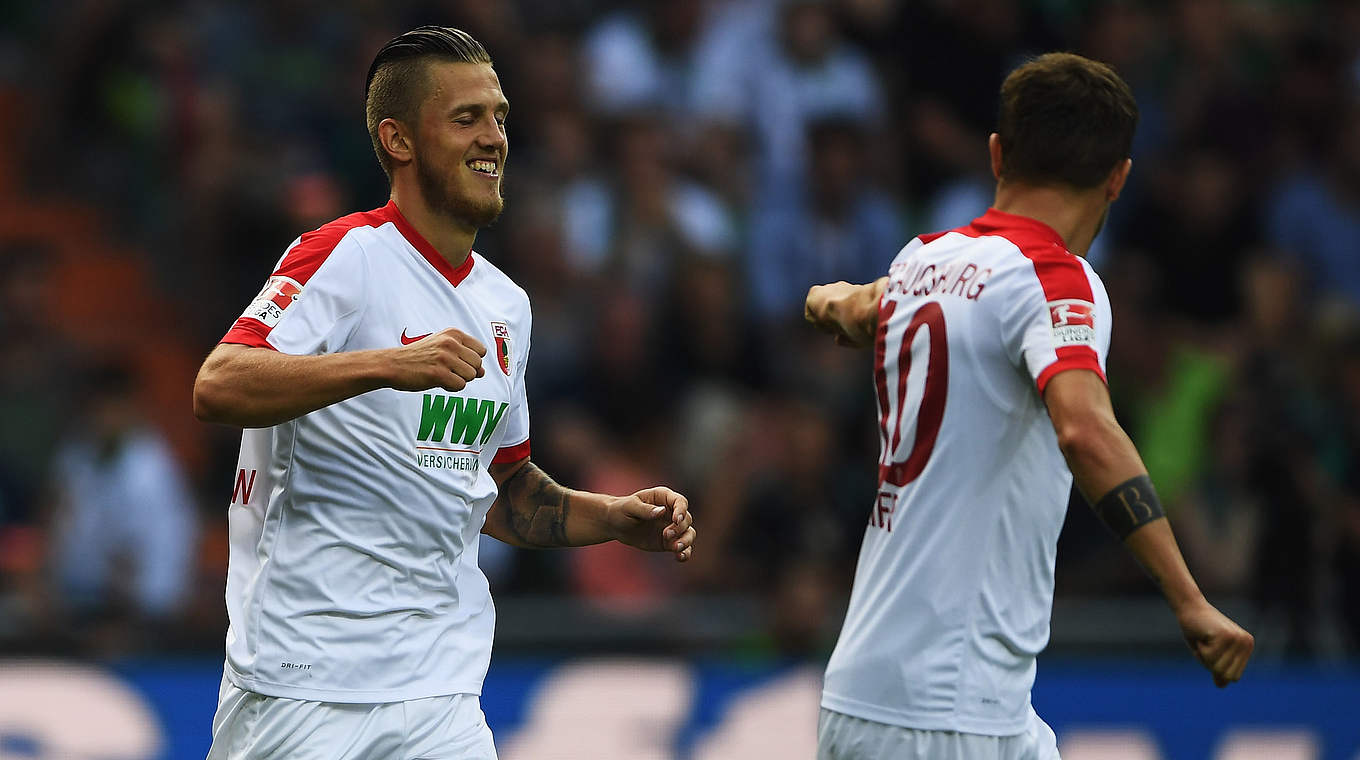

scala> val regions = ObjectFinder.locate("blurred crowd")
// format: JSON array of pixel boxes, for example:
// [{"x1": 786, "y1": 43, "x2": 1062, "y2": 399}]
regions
[{"x1": 0, "y1": 0, "x2": 1358, "y2": 662}]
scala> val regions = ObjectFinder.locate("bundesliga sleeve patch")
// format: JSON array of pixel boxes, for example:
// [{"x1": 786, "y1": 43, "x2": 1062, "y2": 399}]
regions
[
  {"x1": 241, "y1": 276, "x2": 303, "y2": 328},
  {"x1": 1048, "y1": 299, "x2": 1096, "y2": 345}
]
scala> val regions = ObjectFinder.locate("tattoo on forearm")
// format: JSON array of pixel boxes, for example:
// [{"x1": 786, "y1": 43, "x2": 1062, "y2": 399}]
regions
[{"x1": 498, "y1": 462, "x2": 571, "y2": 547}]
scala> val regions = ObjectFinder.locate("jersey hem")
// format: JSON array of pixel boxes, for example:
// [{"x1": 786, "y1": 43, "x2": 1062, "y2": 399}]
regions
[
  {"x1": 224, "y1": 663, "x2": 484, "y2": 704},
  {"x1": 819, "y1": 692, "x2": 1029, "y2": 737}
]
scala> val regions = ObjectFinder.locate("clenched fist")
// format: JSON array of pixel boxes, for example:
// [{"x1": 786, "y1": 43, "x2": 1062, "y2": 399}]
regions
[
  {"x1": 805, "y1": 278, "x2": 888, "y2": 348},
  {"x1": 388, "y1": 328, "x2": 487, "y2": 392},
  {"x1": 1177, "y1": 599, "x2": 1254, "y2": 687}
]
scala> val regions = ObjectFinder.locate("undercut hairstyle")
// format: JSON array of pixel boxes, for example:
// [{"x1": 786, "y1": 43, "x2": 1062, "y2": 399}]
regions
[
  {"x1": 996, "y1": 52, "x2": 1138, "y2": 189},
  {"x1": 365, "y1": 26, "x2": 493, "y2": 179}
]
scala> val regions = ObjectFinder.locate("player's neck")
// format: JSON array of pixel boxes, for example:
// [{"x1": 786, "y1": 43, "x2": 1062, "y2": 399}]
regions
[
  {"x1": 991, "y1": 183, "x2": 1108, "y2": 257},
  {"x1": 389, "y1": 189, "x2": 477, "y2": 268}
]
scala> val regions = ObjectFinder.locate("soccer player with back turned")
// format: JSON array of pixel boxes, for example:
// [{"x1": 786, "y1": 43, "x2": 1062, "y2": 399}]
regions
[
  {"x1": 805, "y1": 53, "x2": 1253, "y2": 760},
  {"x1": 193, "y1": 27, "x2": 695, "y2": 759}
]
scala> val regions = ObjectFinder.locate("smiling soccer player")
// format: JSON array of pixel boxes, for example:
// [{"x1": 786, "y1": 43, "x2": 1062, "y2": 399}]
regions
[{"x1": 194, "y1": 26, "x2": 695, "y2": 760}]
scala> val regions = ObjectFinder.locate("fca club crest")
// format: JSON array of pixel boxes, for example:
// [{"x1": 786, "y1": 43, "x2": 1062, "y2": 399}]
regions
[{"x1": 491, "y1": 321, "x2": 511, "y2": 375}]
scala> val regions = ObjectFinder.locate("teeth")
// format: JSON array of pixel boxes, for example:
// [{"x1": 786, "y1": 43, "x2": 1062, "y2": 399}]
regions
[{"x1": 469, "y1": 160, "x2": 498, "y2": 175}]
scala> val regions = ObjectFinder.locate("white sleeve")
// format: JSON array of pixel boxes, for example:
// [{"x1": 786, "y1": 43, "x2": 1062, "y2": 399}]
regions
[
  {"x1": 492, "y1": 304, "x2": 531, "y2": 463},
  {"x1": 221, "y1": 233, "x2": 367, "y2": 355},
  {"x1": 998, "y1": 253, "x2": 1111, "y2": 395}
]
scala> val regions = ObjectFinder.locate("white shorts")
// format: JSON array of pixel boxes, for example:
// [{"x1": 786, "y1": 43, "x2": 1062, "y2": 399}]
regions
[
  {"x1": 206, "y1": 676, "x2": 497, "y2": 760},
  {"x1": 817, "y1": 707, "x2": 1060, "y2": 760}
]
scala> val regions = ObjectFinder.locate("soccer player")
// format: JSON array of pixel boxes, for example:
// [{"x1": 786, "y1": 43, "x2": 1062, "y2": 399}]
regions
[
  {"x1": 192, "y1": 27, "x2": 695, "y2": 759},
  {"x1": 805, "y1": 53, "x2": 1253, "y2": 759}
]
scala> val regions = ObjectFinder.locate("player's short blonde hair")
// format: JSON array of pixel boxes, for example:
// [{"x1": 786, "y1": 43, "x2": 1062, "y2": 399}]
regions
[{"x1": 364, "y1": 26, "x2": 493, "y2": 180}]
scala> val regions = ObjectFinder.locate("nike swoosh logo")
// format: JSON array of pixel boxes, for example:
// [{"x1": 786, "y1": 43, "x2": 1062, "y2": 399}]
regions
[{"x1": 400, "y1": 329, "x2": 431, "y2": 345}]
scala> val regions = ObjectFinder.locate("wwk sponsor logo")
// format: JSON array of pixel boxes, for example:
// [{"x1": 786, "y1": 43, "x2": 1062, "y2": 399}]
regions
[{"x1": 413, "y1": 393, "x2": 509, "y2": 471}]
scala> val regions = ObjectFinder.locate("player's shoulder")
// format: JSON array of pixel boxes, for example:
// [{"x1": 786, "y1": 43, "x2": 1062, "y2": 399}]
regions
[
  {"x1": 273, "y1": 205, "x2": 396, "y2": 280},
  {"x1": 894, "y1": 215, "x2": 1031, "y2": 272},
  {"x1": 954, "y1": 210, "x2": 1097, "y2": 281},
  {"x1": 916, "y1": 211, "x2": 1058, "y2": 259},
  {"x1": 300, "y1": 206, "x2": 398, "y2": 252}
]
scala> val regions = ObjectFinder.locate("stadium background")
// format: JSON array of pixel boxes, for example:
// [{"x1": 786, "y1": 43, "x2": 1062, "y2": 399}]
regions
[{"x1": 0, "y1": 0, "x2": 1357, "y2": 757}]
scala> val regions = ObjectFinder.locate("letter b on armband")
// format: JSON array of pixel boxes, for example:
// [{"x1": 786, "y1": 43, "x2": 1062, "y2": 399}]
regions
[{"x1": 1095, "y1": 475, "x2": 1164, "y2": 540}]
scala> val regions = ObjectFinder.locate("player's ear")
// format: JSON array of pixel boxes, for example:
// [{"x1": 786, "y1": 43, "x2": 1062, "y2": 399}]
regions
[
  {"x1": 379, "y1": 118, "x2": 415, "y2": 169},
  {"x1": 988, "y1": 133, "x2": 1004, "y2": 181},
  {"x1": 1106, "y1": 158, "x2": 1132, "y2": 202}
]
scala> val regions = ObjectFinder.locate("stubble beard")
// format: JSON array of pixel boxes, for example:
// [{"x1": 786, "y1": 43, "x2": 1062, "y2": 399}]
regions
[{"x1": 416, "y1": 155, "x2": 505, "y2": 230}]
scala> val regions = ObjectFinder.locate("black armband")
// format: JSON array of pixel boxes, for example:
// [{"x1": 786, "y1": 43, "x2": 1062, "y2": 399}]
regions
[{"x1": 1091, "y1": 474, "x2": 1165, "y2": 540}]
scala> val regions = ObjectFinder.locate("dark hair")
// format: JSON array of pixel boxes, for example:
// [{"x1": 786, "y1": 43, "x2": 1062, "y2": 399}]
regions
[
  {"x1": 365, "y1": 26, "x2": 493, "y2": 179},
  {"x1": 996, "y1": 52, "x2": 1138, "y2": 189}
]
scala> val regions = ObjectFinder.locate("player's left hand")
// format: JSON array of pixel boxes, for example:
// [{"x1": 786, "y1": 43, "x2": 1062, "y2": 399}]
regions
[
  {"x1": 608, "y1": 487, "x2": 694, "y2": 562},
  {"x1": 1176, "y1": 599, "x2": 1254, "y2": 688}
]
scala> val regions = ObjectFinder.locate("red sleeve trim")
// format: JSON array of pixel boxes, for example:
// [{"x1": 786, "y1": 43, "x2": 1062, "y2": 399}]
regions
[
  {"x1": 493, "y1": 439, "x2": 531, "y2": 464},
  {"x1": 1035, "y1": 351, "x2": 1106, "y2": 395},
  {"x1": 221, "y1": 318, "x2": 277, "y2": 349}
]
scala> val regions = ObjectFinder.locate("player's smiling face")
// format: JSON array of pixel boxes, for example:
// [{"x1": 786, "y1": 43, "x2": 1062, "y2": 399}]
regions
[{"x1": 412, "y1": 61, "x2": 508, "y2": 229}]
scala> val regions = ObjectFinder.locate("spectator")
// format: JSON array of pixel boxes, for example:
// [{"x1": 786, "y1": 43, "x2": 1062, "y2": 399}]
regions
[
  {"x1": 0, "y1": 244, "x2": 72, "y2": 522},
  {"x1": 562, "y1": 111, "x2": 735, "y2": 290},
  {"x1": 691, "y1": 0, "x2": 884, "y2": 192},
  {"x1": 1268, "y1": 103, "x2": 1360, "y2": 306},
  {"x1": 748, "y1": 116, "x2": 901, "y2": 322},
  {"x1": 45, "y1": 361, "x2": 198, "y2": 653},
  {"x1": 1124, "y1": 144, "x2": 1261, "y2": 325},
  {"x1": 581, "y1": 0, "x2": 705, "y2": 115}
]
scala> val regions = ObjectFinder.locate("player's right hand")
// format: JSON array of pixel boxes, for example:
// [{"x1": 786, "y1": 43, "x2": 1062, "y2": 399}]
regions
[
  {"x1": 1176, "y1": 599, "x2": 1254, "y2": 688},
  {"x1": 805, "y1": 278, "x2": 886, "y2": 349},
  {"x1": 388, "y1": 328, "x2": 486, "y2": 392}
]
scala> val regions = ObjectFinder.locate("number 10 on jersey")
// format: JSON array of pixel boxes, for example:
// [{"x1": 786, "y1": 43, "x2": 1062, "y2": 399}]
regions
[{"x1": 874, "y1": 300, "x2": 948, "y2": 490}]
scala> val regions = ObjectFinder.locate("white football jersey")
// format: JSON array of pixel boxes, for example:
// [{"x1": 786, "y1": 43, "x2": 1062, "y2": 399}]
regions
[
  {"x1": 821, "y1": 209, "x2": 1112, "y2": 735},
  {"x1": 218, "y1": 201, "x2": 531, "y2": 703}
]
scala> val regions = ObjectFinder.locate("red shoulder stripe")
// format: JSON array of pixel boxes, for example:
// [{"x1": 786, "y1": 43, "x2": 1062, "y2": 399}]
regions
[
  {"x1": 276, "y1": 206, "x2": 395, "y2": 285},
  {"x1": 220, "y1": 207, "x2": 393, "y2": 348},
  {"x1": 976, "y1": 210, "x2": 1106, "y2": 390},
  {"x1": 902, "y1": 210, "x2": 1106, "y2": 394}
]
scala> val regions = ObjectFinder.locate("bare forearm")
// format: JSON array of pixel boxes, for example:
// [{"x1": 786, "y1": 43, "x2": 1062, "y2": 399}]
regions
[
  {"x1": 1122, "y1": 518, "x2": 1206, "y2": 612},
  {"x1": 832, "y1": 278, "x2": 887, "y2": 337},
  {"x1": 196, "y1": 328, "x2": 490, "y2": 427},
  {"x1": 1046, "y1": 370, "x2": 1204, "y2": 610},
  {"x1": 1059, "y1": 414, "x2": 1204, "y2": 611},
  {"x1": 1046, "y1": 374, "x2": 1251, "y2": 684},
  {"x1": 485, "y1": 462, "x2": 612, "y2": 548},
  {"x1": 1058, "y1": 412, "x2": 1145, "y2": 504},
  {"x1": 193, "y1": 344, "x2": 392, "y2": 427}
]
